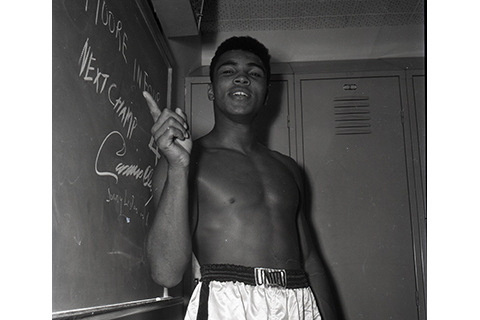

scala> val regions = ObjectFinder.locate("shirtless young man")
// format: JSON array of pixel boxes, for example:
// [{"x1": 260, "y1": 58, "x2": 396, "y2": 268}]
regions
[{"x1": 144, "y1": 36, "x2": 339, "y2": 320}]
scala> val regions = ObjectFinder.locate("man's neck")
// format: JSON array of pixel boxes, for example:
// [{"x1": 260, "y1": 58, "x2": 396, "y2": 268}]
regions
[{"x1": 208, "y1": 119, "x2": 258, "y2": 154}]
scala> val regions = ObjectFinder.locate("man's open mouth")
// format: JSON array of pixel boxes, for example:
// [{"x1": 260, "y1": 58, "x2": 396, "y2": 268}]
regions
[{"x1": 232, "y1": 91, "x2": 249, "y2": 97}]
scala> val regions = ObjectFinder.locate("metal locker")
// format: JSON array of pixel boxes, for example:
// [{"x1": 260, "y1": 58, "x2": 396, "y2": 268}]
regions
[{"x1": 298, "y1": 75, "x2": 421, "y2": 320}]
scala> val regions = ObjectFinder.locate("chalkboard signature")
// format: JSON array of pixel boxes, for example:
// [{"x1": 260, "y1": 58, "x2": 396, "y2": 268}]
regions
[{"x1": 95, "y1": 131, "x2": 155, "y2": 189}]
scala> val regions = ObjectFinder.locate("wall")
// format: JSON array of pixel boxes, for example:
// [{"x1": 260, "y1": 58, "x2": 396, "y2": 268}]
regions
[
  {"x1": 166, "y1": 35, "x2": 203, "y2": 109},
  {"x1": 201, "y1": 24, "x2": 424, "y2": 64},
  {"x1": 150, "y1": 0, "x2": 203, "y2": 110}
]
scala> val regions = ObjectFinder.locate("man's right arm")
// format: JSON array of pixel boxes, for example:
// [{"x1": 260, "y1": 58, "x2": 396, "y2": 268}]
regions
[
  {"x1": 146, "y1": 157, "x2": 191, "y2": 287},
  {"x1": 143, "y1": 92, "x2": 193, "y2": 288}
]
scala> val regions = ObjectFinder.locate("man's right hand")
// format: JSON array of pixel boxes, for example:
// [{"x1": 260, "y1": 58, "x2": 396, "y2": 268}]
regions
[{"x1": 143, "y1": 91, "x2": 193, "y2": 168}]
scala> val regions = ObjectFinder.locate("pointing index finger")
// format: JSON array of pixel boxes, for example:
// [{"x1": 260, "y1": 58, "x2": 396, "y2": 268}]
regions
[{"x1": 143, "y1": 91, "x2": 161, "y2": 122}]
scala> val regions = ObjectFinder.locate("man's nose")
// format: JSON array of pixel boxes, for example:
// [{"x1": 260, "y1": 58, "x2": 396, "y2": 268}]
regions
[{"x1": 233, "y1": 75, "x2": 250, "y2": 85}]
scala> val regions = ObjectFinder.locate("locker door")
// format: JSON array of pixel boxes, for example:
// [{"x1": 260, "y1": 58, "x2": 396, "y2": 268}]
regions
[{"x1": 299, "y1": 76, "x2": 419, "y2": 320}]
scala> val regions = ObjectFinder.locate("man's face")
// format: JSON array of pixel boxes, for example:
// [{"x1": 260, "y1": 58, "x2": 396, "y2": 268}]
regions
[{"x1": 209, "y1": 50, "x2": 269, "y2": 123}]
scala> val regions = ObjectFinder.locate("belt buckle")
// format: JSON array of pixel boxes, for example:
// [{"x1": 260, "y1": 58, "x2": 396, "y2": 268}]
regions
[{"x1": 254, "y1": 267, "x2": 287, "y2": 288}]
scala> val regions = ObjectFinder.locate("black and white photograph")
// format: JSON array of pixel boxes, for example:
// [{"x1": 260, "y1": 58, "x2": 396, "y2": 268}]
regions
[
  {"x1": 3, "y1": 0, "x2": 471, "y2": 319},
  {"x1": 50, "y1": 1, "x2": 429, "y2": 319}
]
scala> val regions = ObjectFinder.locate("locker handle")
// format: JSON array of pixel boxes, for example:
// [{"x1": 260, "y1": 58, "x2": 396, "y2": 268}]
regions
[{"x1": 343, "y1": 84, "x2": 357, "y2": 90}]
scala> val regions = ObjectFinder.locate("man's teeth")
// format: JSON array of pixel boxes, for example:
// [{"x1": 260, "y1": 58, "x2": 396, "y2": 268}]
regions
[{"x1": 233, "y1": 92, "x2": 248, "y2": 96}]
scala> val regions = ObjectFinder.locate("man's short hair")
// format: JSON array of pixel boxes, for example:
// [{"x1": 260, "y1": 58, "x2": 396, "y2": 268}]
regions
[{"x1": 209, "y1": 36, "x2": 271, "y2": 83}]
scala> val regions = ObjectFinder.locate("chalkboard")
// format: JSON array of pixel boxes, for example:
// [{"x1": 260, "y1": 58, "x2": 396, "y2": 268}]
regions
[{"x1": 52, "y1": 0, "x2": 173, "y2": 314}]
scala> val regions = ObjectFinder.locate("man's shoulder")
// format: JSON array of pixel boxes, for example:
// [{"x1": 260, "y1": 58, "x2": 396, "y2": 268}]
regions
[
  {"x1": 192, "y1": 134, "x2": 218, "y2": 152},
  {"x1": 263, "y1": 146, "x2": 301, "y2": 176},
  {"x1": 190, "y1": 136, "x2": 221, "y2": 159},
  {"x1": 264, "y1": 145, "x2": 295, "y2": 165},
  {"x1": 191, "y1": 136, "x2": 214, "y2": 155}
]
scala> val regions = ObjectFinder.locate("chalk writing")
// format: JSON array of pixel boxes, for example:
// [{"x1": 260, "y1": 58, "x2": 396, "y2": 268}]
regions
[
  {"x1": 106, "y1": 188, "x2": 148, "y2": 221},
  {"x1": 107, "y1": 83, "x2": 138, "y2": 139},
  {"x1": 79, "y1": 38, "x2": 110, "y2": 94},
  {"x1": 79, "y1": 38, "x2": 138, "y2": 139},
  {"x1": 133, "y1": 59, "x2": 162, "y2": 103},
  {"x1": 74, "y1": 236, "x2": 83, "y2": 246},
  {"x1": 78, "y1": 0, "x2": 166, "y2": 226},
  {"x1": 95, "y1": 131, "x2": 125, "y2": 184},
  {"x1": 95, "y1": 131, "x2": 155, "y2": 189},
  {"x1": 148, "y1": 136, "x2": 162, "y2": 165},
  {"x1": 85, "y1": 0, "x2": 128, "y2": 63},
  {"x1": 106, "y1": 251, "x2": 143, "y2": 264}
]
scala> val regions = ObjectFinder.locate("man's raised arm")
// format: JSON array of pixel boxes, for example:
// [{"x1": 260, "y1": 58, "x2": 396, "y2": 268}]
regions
[{"x1": 143, "y1": 91, "x2": 193, "y2": 288}]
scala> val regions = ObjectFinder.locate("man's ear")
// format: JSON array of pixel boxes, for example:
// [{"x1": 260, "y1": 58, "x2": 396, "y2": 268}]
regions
[{"x1": 207, "y1": 84, "x2": 215, "y2": 101}]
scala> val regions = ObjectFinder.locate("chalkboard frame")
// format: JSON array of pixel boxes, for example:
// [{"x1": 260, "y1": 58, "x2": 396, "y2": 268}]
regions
[
  {"x1": 135, "y1": 0, "x2": 175, "y2": 111},
  {"x1": 52, "y1": 0, "x2": 179, "y2": 318},
  {"x1": 51, "y1": 296, "x2": 183, "y2": 320}
]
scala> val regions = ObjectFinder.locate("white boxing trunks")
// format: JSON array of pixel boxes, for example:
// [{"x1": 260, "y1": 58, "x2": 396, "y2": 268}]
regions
[{"x1": 184, "y1": 264, "x2": 322, "y2": 320}]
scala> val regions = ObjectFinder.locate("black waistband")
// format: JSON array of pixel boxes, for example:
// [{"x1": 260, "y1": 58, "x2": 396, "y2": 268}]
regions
[{"x1": 200, "y1": 264, "x2": 310, "y2": 289}]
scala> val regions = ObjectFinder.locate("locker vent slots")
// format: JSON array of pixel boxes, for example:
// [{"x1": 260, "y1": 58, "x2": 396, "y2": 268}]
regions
[{"x1": 333, "y1": 96, "x2": 372, "y2": 135}]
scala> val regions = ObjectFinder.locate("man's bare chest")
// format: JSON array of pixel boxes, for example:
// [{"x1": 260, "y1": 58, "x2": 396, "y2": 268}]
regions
[{"x1": 194, "y1": 149, "x2": 299, "y2": 210}]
